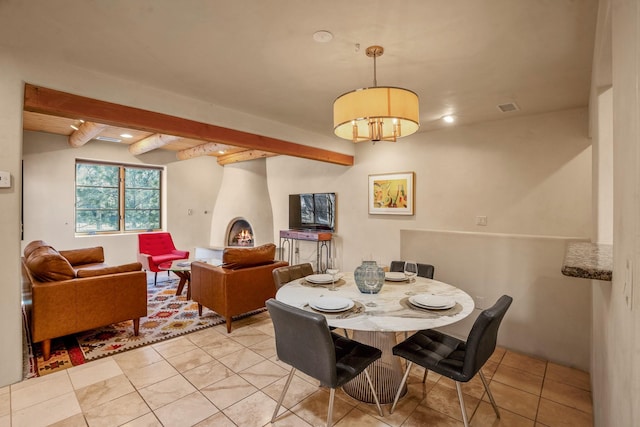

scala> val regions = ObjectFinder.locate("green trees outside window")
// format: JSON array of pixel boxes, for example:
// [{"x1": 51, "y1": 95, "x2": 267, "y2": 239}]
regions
[{"x1": 75, "y1": 161, "x2": 162, "y2": 234}]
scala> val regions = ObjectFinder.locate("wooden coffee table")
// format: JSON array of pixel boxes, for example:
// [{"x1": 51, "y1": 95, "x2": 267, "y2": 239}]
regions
[
  {"x1": 159, "y1": 259, "x2": 194, "y2": 299},
  {"x1": 160, "y1": 259, "x2": 221, "y2": 299}
]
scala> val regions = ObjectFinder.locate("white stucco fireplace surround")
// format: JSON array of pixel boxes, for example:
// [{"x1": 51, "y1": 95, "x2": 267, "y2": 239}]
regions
[{"x1": 199, "y1": 160, "x2": 274, "y2": 261}]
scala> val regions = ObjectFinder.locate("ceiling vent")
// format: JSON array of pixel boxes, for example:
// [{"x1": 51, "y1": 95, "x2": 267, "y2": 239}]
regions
[
  {"x1": 95, "y1": 136, "x2": 122, "y2": 143},
  {"x1": 497, "y1": 102, "x2": 519, "y2": 113}
]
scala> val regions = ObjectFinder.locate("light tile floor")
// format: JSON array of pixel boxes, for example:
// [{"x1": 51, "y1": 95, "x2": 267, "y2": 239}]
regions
[{"x1": 2, "y1": 312, "x2": 593, "y2": 426}]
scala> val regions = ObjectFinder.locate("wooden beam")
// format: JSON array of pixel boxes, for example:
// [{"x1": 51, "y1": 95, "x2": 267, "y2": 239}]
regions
[
  {"x1": 129, "y1": 134, "x2": 180, "y2": 155},
  {"x1": 176, "y1": 142, "x2": 243, "y2": 160},
  {"x1": 68, "y1": 122, "x2": 108, "y2": 147},
  {"x1": 217, "y1": 150, "x2": 278, "y2": 166},
  {"x1": 24, "y1": 84, "x2": 354, "y2": 166}
]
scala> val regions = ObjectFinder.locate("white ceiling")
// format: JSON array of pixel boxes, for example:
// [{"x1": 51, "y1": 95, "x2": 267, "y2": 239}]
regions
[{"x1": 0, "y1": 0, "x2": 598, "y2": 138}]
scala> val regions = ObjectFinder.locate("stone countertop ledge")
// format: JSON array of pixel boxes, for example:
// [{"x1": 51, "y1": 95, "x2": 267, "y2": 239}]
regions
[{"x1": 562, "y1": 242, "x2": 612, "y2": 281}]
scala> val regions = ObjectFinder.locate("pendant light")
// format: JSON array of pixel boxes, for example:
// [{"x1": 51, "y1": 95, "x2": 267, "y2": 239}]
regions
[{"x1": 333, "y1": 45, "x2": 420, "y2": 143}]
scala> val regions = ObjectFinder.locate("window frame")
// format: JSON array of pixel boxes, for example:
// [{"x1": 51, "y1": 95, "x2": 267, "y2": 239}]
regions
[{"x1": 75, "y1": 159, "x2": 163, "y2": 235}]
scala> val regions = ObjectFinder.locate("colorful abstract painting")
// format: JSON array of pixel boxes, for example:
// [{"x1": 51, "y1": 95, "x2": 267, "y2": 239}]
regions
[{"x1": 368, "y1": 172, "x2": 415, "y2": 215}]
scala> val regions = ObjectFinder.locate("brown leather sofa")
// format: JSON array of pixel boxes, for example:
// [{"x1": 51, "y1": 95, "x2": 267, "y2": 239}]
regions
[
  {"x1": 190, "y1": 243, "x2": 288, "y2": 333},
  {"x1": 22, "y1": 240, "x2": 148, "y2": 360}
]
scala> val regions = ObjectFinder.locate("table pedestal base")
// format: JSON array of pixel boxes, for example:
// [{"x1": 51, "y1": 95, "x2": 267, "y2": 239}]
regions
[{"x1": 342, "y1": 331, "x2": 407, "y2": 404}]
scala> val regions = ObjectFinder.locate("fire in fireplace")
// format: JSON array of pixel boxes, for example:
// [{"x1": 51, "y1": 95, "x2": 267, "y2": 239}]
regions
[{"x1": 227, "y1": 219, "x2": 254, "y2": 247}]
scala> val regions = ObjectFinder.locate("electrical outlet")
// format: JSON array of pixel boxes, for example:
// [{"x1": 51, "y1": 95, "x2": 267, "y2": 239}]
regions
[
  {"x1": 474, "y1": 295, "x2": 486, "y2": 309},
  {"x1": 476, "y1": 216, "x2": 488, "y2": 226}
]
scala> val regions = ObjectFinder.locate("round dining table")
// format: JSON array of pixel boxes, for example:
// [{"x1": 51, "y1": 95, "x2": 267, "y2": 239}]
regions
[{"x1": 275, "y1": 272, "x2": 475, "y2": 404}]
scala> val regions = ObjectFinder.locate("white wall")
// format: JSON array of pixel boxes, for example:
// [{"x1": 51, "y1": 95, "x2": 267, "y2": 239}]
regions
[
  {"x1": 401, "y1": 229, "x2": 591, "y2": 370},
  {"x1": 589, "y1": 0, "x2": 640, "y2": 425},
  {"x1": 0, "y1": 49, "x2": 27, "y2": 386},
  {"x1": 21, "y1": 131, "x2": 221, "y2": 264},
  {"x1": 268, "y1": 108, "x2": 592, "y2": 272}
]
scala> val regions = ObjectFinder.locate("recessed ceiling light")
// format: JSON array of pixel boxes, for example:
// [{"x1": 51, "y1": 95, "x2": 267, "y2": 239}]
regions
[
  {"x1": 218, "y1": 150, "x2": 225, "y2": 154},
  {"x1": 313, "y1": 30, "x2": 333, "y2": 43},
  {"x1": 442, "y1": 115, "x2": 455, "y2": 123},
  {"x1": 120, "y1": 133, "x2": 133, "y2": 138},
  {"x1": 70, "y1": 124, "x2": 79, "y2": 131}
]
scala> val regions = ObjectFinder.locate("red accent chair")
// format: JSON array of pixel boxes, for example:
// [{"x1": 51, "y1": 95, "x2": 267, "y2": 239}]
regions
[{"x1": 137, "y1": 232, "x2": 189, "y2": 285}]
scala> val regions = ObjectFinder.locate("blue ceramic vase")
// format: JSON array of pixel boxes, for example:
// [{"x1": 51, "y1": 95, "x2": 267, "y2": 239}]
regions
[{"x1": 354, "y1": 261, "x2": 385, "y2": 294}]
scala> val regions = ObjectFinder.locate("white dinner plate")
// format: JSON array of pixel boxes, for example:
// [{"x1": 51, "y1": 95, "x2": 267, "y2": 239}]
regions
[
  {"x1": 409, "y1": 294, "x2": 456, "y2": 310},
  {"x1": 385, "y1": 272, "x2": 408, "y2": 282},
  {"x1": 306, "y1": 273, "x2": 343, "y2": 284},
  {"x1": 309, "y1": 297, "x2": 354, "y2": 312}
]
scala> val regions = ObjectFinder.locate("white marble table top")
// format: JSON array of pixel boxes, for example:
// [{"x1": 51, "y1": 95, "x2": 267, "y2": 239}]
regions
[{"x1": 275, "y1": 273, "x2": 475, "y2": 332}]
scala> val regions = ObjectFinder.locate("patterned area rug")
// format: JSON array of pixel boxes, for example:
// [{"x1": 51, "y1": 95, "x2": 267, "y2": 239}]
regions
[{"x1": 26, "y1": 277, "x2": 260, "y2": 378}]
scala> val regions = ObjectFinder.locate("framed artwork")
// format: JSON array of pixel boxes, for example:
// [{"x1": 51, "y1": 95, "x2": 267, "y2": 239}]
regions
[{"x1": 368, "y1": 172, "x2": 415, "y2": 215}]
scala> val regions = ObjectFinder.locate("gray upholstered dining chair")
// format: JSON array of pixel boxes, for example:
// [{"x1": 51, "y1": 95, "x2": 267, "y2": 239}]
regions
[
  {"x1": 272, "y1": 262, "x2": 314, "y2": 290},
  {"x1": 389, "y1": 260, "x2": 435, "y2": 279},
  {"x1": 266, "y1": 298, "x2": 383, "y2": 427},
  {"x1": 390, "y1": 295, "x2": 513, "y2": 427},
  {"x1": 272, "y1": 263, "x2": 348, "y2": 337}
]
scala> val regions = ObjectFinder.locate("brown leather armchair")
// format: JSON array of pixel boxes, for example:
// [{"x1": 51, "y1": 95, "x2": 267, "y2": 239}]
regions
[{"x1": 190, "y1": 243, "x2": 288, "y2": 333}]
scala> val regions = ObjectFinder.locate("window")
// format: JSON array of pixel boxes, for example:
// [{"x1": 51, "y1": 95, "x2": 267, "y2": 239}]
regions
[{"x1": 75, "y1": 160, "x2": 162, "y2": 234}]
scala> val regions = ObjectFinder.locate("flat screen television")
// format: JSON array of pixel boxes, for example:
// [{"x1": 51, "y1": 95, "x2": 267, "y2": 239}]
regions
[{"x1": 288, "y1": 193, "x2": 336, "y2": 232}]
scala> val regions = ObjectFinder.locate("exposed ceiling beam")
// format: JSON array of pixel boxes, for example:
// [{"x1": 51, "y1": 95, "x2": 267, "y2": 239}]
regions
[
  {"x1": 68, "y1": 121, "x2": 108, "y2": 147},
  {"x1": 24, "y1": 84, "x2": 354, "y2": 166},
  {"x1": 176, "y1": 142, "x2": 234, "y2": 160},
  {"x1": 129, "y1": 134, "x2": 181, "y2": 155},
  {"x1": 217, "y1": 150, "x2": 277, "y2": 166}
]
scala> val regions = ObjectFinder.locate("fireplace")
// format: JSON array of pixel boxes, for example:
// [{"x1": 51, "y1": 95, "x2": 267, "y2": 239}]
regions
[
  {"x1": 227, "y1": 218, "x2": 254, "y2": 247},
  {"x1": 209, "y1": 160, "x2": 274, "y2": 248}
]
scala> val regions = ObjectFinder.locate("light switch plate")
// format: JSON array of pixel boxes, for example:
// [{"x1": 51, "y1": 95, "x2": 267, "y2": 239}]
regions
[{"x1": 0, "y1": 171, "x2": 10, "y2": 188}]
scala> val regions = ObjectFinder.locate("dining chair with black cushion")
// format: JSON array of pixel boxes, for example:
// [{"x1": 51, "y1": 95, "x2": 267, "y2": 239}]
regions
[
  {"x1": 266, "y1": 298, "x2": 383, "y2": 427},
  {"x1": 389, "y1": 260, "x2": 435, "y2": 279},
  {"x1": 272, "y1": 263, "x2": 349, "y2": 338},
  {"x1": 390, "y1": 295, "x2": 513, "y2": 427},
  {"x1": 272, "y1": 262, "x2": 314, "y2": 290}
]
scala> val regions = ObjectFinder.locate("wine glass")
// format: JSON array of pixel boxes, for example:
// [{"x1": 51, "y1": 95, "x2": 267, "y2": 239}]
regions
[
  {"x1": 363, "y1": 266, "x2": 378, "y2": 307},
  {"x1": 326, "y1": 255, "x2": 340, "y2": 291},
  {"x1": 404, "y1": 261, "x2": 418, "y2": 295}
]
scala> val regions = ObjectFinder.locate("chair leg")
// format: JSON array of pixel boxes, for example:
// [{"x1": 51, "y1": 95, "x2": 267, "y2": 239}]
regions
[
  {"x1": 154, "y1": 272, "x2": 157, "y2": 286},
  {"x1": 422, "y1": 367, "x2": 428, "y2": 383},
  {"x1": 390, "y1": 361, "x2": 413, "y2": 414},
  {"x1": 479, "y1": 370, "x2": 501, "y2": 419},
  {"x1": 327, "y1": 388, "x2": 335, "y2": 427},
  {"x1": 455, "y1": 381, "x2": 470, "y2": 427},
  {"x1": 363, "y1": 368, "x2": 383, "y2": 417},
  {"x1": 271, "y1": 367, "x2": 296, "y2": 423}
]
